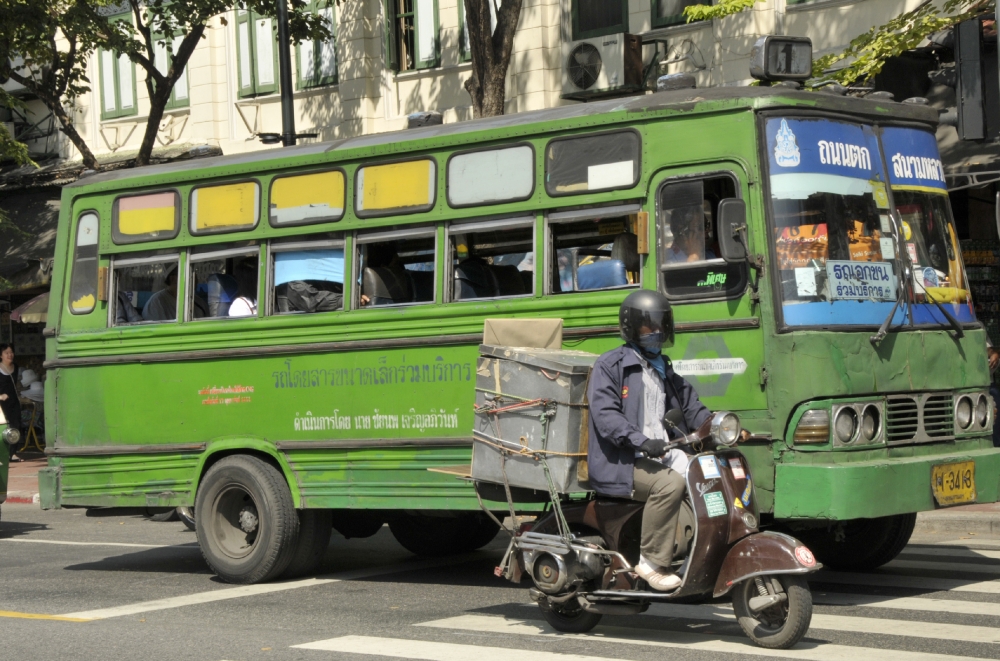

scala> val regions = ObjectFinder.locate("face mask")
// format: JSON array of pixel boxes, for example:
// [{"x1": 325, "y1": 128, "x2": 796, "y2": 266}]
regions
[{"x1": 638, "y1": 331, "x2": 665, "y2": 353}]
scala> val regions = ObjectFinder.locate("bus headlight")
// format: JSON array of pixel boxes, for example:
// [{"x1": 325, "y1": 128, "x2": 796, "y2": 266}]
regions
[
  {"x1": 834, "y1": 407, "x2": 858, "y2": 444},
  {"x1": 793, "y1": 410, "x2": 829, "y2": 444},
  {"x1": 956, "y1": 396, "x2": 973, "y2": 430},
  {"x1": 860, "y1": 404, "x2": 881, "y2": 442},
  {"x1": 711, "y1": 411, "x2": 741, "y2": 446},
  {"x1": 975, "y1": 394, "x2": 989, "y2": 429},
  {"x1": 3, "y1": 426, "x2": 20, "y2": 446}
]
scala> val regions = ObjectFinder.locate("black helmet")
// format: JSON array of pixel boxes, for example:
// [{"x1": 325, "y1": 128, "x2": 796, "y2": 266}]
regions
[{"x1": 619, "y1": 290, "x2": 674, "y2": 352}]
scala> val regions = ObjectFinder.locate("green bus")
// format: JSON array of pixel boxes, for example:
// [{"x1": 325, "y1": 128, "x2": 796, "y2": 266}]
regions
[{"x1": 40, "y1": 74, "x2": 997, "y2": 583}]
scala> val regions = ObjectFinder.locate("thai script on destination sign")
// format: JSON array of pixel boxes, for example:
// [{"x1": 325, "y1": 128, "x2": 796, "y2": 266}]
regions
[{"x1": 817, "y1": 141, "x2": 871, "y2": 170}]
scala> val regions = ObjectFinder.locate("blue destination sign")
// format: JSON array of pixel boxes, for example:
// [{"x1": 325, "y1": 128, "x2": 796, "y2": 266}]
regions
[
  {"x1": 767, "y1": 117, "x2": 884, "y2": 179},
  {"x1": 826, "y1": 260, "x2": 897, "y2": 301},
  {"x1": 880, "y1": 127, "x2": 947, "y2": 190}
]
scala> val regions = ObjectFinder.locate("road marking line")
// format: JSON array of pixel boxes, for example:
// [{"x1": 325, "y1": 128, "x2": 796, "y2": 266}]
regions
[
  {"x1": 902, "y1": 546, "x2": 1000, "y2": 561},
  {"x1": 814, "y1": 592, "x2": 1000, "y2": 617},
  {"x1": 58, "y1": 554, "x2": 478, "y2": 621},
  {"x1": 812, "y1": 571, "x2": 1000, "y2": 594},
  {"x1": 0, "y1": 611, "x2": 91, "y2": 623},
  {"x1": 416, "y1": 614, "x2": 987, "y2": 661},
  {"x1": 294, "y1": 635, "x2": 613, "y2": 661},
  {"x1": 643, "y1": 602, "x2": 1000, "y2": 644},
  {"x1": 888, "y1": 558, "x2": 1000, "y2": 575},
  {"x1": 933, "y1": 538, "x2": 1000, "y2": 548},
  {"x1": 0, "y1": 538, "x2": 193, "y2": 549}
]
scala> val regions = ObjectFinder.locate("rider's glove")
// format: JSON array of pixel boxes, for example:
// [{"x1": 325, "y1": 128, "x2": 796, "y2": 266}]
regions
[{"x1": 639, "y1": 438, "x2": 669, "y2": 458}]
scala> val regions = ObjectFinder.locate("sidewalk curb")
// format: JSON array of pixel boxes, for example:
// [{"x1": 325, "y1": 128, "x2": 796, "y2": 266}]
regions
[
  {"x1": 4, "y1": 491, "x2": 40, "y2": 505},
  {"x1": 915, "y1": 511, "x2": 1000, "y2": 535}
]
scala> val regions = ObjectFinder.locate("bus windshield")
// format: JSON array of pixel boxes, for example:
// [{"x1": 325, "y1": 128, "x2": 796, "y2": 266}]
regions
[{"x1": 766, "y1": 117, "x2": 975, "y2": 328}]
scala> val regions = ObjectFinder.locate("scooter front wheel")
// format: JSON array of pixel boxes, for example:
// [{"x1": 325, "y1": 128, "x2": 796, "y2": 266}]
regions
[
  {"x1": 732, "y1": 574, "x2": 812, "y2": 649},
  {"x1": 537, "y1": 597, "x2": 602, "y2": 633}
]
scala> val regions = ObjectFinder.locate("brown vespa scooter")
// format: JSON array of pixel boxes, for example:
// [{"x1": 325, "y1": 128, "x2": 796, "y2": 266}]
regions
[{"x1": 495, "y1": 410, "x2": 819, "y2": 650}]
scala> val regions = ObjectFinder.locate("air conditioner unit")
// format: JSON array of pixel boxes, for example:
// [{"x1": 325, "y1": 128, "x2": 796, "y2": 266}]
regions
[{"x1": 561, "y1": 33, "x2": 643, "y2": 101}]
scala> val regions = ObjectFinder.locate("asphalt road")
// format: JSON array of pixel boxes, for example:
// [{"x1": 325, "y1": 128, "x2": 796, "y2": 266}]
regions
[{"x1": 3, "y1": 503, "x2": 1000, "y2": 661}]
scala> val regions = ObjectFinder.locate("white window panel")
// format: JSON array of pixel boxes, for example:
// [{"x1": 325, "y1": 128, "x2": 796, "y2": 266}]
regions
[
  {"x1": 154, "y1": 40, "x2": 169, "y2": 76},
  {"x1": 101, "y1": 50, "x2": 117, "y2": 112},
  {"x1": 256, "y1": 18, "x2": 275, "y2": 86},
  {"x1": 416, "y1": 0, "x2": 435, "y2": 63},
  {"x1": 173, "y1": 37, "x2": 188, "y2": 99},
  {"x1": 300, "y1": 37, "x2": 315, "y2": 82},
  {"x1": 319, "y1": 6, "x2": 336, "y2": 78},
  {"x1": 238, "y1": 21, "x2": 252, "y2": 90},
  {"x1": 117, "y1": 53, "x2": 134, "y2": 109},
  {"x1": 448, "y1": 145, "x2": 534, "y2": 206}
]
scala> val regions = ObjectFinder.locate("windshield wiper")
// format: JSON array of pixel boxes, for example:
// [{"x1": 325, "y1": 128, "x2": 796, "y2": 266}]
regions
[{"x1": 870, "y1": 275, "x2": 908, "y2": 346}]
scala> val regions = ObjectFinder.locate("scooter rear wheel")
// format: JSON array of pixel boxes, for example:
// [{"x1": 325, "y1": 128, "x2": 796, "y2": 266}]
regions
[
  {"x1": 732, "y1": 574, "x2": 812, "y2": 649},
  {"x1": 538, "y1": 598, "x2": 602, "y2": 634}
]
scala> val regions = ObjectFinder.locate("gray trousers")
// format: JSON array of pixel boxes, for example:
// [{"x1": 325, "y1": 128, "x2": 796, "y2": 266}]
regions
[{"x1": 632, "y1": 458, "x2": 686, "y2": 568}]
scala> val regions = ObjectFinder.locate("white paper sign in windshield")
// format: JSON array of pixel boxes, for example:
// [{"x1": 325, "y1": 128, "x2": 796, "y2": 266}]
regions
[{"x1": 826, "y1": 260, "x2": 897, "y2": 301}]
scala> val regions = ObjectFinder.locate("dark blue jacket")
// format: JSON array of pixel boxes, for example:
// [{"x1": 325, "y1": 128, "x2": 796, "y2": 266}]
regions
[{"x1": 586, "y1": 345, "x2": 712, "y2": 497}]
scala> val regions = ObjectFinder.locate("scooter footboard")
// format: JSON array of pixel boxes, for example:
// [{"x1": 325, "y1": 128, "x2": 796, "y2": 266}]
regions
[{"x1": 713, "y1": 531, "x2": 819, "y2": 598}]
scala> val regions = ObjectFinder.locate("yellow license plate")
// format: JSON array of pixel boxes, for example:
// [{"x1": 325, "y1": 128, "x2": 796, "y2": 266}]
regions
[{"x1": 931, "y1": 461, "x2": 976, "y2": 507}]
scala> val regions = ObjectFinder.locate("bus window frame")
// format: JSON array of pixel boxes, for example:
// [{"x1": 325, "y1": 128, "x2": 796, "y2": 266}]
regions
[
  {"x1": 354, "y1": 225, "x2": 439, "y2": 308},
  {"x1": 445, "y1": 142, "x2": 536, "y2": 209},
  {"x1": 108, "y1": 251, "x2": 181, "y2": 328},
  {"x1": 447, "y1": 215, "x2": 537, "y2": 303},
  {"x1": 111, "y1": 189, "x2": 182, "y2": 245},
  {"x1": 544, "y1": 202, "x2": 643, "y2": 295},
  {"x1": 654, "y1": 170, "x2": 749, "y2": 304},
  {"x1": 188, "y1": 179, "x2": 262, "y2": 236},
  {"x1": 267, "y1": 236, "x2": 347, "y2": 316},
  {"x1": 544, "y1": 128, "x2": 642, "y2": 198},
  {"x1": 68, "y1": 209, "x2": 101, "y2": 315},
  {"x1": 185, "y1": 244, "x2": 260, "y2": 322},
  {"x1": 353, "y1": 156, "x2": 439, "y2": 219},
  {"x1": 267, "y1": 167, "x2": 347, "y2": 228}
]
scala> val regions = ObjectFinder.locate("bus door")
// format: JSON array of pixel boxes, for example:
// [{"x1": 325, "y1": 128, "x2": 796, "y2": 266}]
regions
[{"x1": 647, "y1": 165, "x2": 767, "y2": 417}]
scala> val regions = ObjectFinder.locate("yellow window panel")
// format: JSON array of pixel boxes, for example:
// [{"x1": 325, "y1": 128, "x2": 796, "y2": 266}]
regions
[
  {"x1": 270, "y1": 171, "x2": 345, "y2": 225},
  {"x1": 357, "y1": 160, "x2": 435, "y2": 214},
  {"x1": 115, "y1": 192, "x2": 178, "y2": 239},
  {"x1": 71, "y1": 294, "x2": 96, "y2": 313},
  {"x1": 191, "y1": 182, "x2": 260, "y2": 233}
]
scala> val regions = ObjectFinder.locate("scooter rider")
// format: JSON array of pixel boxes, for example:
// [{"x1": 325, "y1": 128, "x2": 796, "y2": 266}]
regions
[{"x1": 586, "y1": 290, "x2": 711, "y2": 591}]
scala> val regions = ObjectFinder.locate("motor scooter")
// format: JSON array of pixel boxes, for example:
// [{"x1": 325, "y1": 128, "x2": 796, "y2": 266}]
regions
[{"x1": 492, "y1": 410, "x2": 819, "y2": 650}]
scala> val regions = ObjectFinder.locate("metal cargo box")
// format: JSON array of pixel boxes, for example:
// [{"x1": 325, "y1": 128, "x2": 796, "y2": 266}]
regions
[{"x1": 471, "y1": 344, "x2": 598, "y2": 494}]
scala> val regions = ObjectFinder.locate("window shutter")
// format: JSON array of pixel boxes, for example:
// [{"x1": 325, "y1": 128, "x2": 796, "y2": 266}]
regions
[
  {"x1": 415, "y1": 0, "x2": 436, "y2": 66},
  {"x1": 117, "y1": 53, "x2": 134, "y2": 110},
  {"x1": 237, "y1": 14, "x2": 254, "y2": 94},
  {"x1": 300, "y1": 35, "x2": 315, "y2": 86},
  {"x1": 255, "y1": 17, "x2": 276, "y2": 88},
  {"x1": 173, "y1": 37, "x2": 189, "y2": 101},
  {"x1": 101, "y1": 50, "x2": 117, "y2": 114},
  {"x1": 319, "y1": 6, "x2": 337, "y2": 81}
]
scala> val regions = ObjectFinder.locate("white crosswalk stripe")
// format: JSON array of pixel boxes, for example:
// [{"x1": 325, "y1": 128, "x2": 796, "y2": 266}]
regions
[{"x1": 292, "y1": 537, "x2": 1000, "y2": 661}]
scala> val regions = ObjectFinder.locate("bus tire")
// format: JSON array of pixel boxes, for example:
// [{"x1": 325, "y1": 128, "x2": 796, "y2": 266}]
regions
[
  {"x1": 797, "y1": 513, "x2": 915, "y2": 571},
  {"x1": 389, "y1": 512, "x2": 499, "y2": 556},
  {"x1": 330, "y1": 510, "x2": 385, "y2": 539},
  {"x1": 195, "y1": 455, "x2": 300, "y2": 584},
  {"x1": 281, "y1": 509, "x2": 333, "y2": 579}
]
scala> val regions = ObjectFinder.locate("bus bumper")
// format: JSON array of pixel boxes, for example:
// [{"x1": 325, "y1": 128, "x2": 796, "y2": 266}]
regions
[{"x1": 774, "y1": 445, "x2": 1000, "y2": 520}]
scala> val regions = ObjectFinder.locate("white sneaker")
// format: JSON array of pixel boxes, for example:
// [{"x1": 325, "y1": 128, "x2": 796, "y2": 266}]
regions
[{"x1": 635, "y1": 558, "x2": 682, "y2": 591}]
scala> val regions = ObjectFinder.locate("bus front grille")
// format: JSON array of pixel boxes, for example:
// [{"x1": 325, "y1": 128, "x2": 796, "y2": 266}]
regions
[{"x1": 885, "y1": 393, "x2": 955, "y2": 444}]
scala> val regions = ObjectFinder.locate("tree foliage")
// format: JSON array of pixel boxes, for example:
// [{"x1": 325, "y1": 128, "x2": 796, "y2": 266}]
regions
[
  {"x1": 0, "y1": 89, "x2": 35, "y2": 167},
  {"x1": 463, "y1": 0, "x2": 523, "y2": 117},
  {"x1": 683, "y1": 0, "x2": 757, "y2": 24}
]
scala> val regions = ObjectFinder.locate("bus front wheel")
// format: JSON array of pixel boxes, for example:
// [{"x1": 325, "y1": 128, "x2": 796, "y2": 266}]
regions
[
  {"x1": 195, "y1": 455, "x2": 300, "y2": 584},
  {"x1": 796, "y1": 513, "x2": 916, "y2": 571}
]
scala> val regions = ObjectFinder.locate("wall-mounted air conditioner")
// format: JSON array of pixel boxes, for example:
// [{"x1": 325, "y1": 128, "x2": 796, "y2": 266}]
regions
[{"x1": 561, "y1": 33, "x2": 643, "y2": 101}]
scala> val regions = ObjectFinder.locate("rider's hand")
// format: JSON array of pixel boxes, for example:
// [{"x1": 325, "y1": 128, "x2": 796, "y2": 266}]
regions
[
  {"x1": 639, "y1": 438, "x2": 669, "y2": 458},
  {"x1": 739, "y1": 429, "x2": 751, "y2": 442}
]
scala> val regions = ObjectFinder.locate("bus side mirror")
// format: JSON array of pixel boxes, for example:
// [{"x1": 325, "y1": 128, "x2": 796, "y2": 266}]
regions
[{"x1": 718, "y1": 199, "x2": 747, "y2": 264}]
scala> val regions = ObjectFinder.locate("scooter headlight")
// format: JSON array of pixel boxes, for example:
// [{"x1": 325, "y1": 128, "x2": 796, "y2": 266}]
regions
[
  {"x1": 711, "y1": 411, "x2": 741, "y2": 446},
  {"x1": 3, "y1": 426, "x2": 20, "y2": 446}
]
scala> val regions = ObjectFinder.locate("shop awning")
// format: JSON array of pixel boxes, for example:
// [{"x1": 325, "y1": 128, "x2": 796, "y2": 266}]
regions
[{"x1": 11, "y1": 291, "x2": 49, "y2": 323}]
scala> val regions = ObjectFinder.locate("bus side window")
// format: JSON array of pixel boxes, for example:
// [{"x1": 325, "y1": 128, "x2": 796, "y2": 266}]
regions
[
  {"x1": 450, "y1": 218, "x2": 534, "y2": 301},
  {"x1": 188, "y1": 245, "x2": 259, "y2": 320},
  {"x1": 357, "y1": 229, "x2": 436, "y2": 308},
  {"x1": 69, "y1": 212, "x2": 100, "y2": 314},
  {"x1": 547, "y1": 208, "x2": 640, "y2": 294},
  {"x1": 658, "y1": 175, "x2": 747, "y2": 300},
  {"x1": 111, "y1": 256, "x2": 181, "y2": 325},
  {"x1": 271, "y1": 238, "x2": 345, "y2": 315}
]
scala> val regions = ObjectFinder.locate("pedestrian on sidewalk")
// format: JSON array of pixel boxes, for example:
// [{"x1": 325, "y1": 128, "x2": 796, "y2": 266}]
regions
[{"x1": 0, "y1": 344, "x2": 23, "y2": 462}]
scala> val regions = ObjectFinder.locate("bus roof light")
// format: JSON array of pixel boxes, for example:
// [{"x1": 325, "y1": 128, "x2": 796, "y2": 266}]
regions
[{"x1": 750, "y1": 36, "x2": 813, "y2": 83}]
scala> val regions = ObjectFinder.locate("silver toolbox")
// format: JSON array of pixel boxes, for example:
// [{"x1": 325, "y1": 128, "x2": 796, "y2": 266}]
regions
[{"x1": 471, "y1": 344, "x2": 598, "y2": 494}]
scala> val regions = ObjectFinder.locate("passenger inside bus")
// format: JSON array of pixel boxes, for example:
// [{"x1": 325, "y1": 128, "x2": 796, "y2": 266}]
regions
[
  {"x1": 360, "y1": 237, "x2": 435, "y2": 307},
  {"x1": 452, "y1": 225, "x2": 534, "y2": 300},
  {"x1": 273, "y1": 248, "x2": 344, "y2": 314},
  {"x1": 143, "y1": 266, "x2": 179, "y2": 321},
  {"x1": 665, "y1": 205, "x2": 717, "y2": 263},
  {"x1": 191, "y1": 253, "x2": 258, "y2": 319},
  {"x1": 550, "y1": 215, "x2": 640, "y2": 293}
]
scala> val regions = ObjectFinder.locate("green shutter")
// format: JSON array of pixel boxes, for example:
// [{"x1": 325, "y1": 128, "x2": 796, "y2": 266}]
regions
[{"x1": 99, "y1": 13, "x2": 139, "y2": 120}]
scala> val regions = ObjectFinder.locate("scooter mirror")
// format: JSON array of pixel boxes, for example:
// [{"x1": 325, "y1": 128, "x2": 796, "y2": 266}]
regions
[
  {"x1": 663, "y1": 409, "x2": 685, "y2": 430},
  {"x1": 711, "y1": 411, "x2": 741, "y2": 446}
]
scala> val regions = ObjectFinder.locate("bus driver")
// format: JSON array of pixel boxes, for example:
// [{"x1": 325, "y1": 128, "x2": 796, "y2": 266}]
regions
[{"x1": 586, "y1": 290, "x2": 712, "y2": 591}]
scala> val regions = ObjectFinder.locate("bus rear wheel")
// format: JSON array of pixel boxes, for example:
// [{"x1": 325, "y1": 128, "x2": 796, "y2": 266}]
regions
[
  {"x1": 389, "y1": 511, "x2": 500, "y2": 556},
  {"x1": 797, "y1": 513, "x2": 916, "y2": 571},
  {"x1": 195, "y1": 455, "x2": 300, "y2": 584}
]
